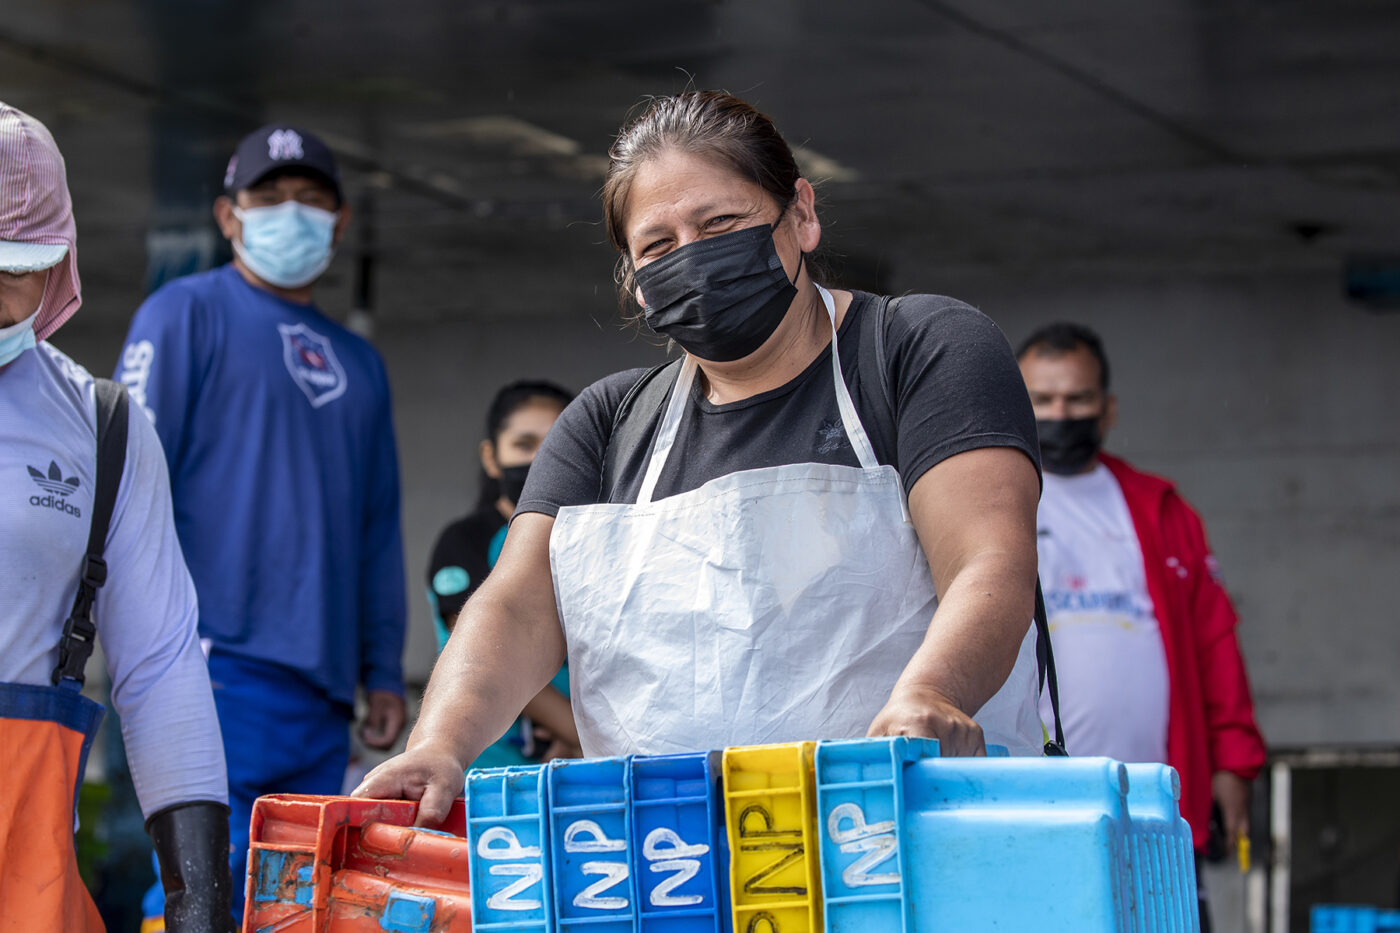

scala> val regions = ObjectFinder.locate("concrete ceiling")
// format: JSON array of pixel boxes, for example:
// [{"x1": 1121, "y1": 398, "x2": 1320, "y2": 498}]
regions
[{"x1": 3, "y1": 0, "x2": 1399, "y2": 327}]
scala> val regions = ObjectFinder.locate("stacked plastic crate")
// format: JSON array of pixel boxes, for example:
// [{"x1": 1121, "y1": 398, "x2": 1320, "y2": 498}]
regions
[
  {"x1": 243, "y1": 736, "x2": 1200, "y2": 932},
  {"x1": 243, "y1": 794, "x2": 472, "y2": 931},
  {"x1": 1312, "y1": 905, "x2": 1400, "y2": 932}
]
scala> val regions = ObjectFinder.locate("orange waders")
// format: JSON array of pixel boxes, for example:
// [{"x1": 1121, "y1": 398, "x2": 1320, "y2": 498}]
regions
[{"x1": 0, "y1": 682, "x2": 106, "y2": 931}]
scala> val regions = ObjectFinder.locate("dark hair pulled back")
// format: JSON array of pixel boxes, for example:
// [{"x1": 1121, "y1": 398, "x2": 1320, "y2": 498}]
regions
[
  {"x1": 475, "y1": 379, "x2": 574, "y2": 511},
  {"x1": 602, "y1": 90, "x2": 804, "y2": 310}
]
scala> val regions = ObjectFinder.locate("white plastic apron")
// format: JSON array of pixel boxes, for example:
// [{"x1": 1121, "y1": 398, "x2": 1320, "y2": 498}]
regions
[{"x1": 550, "y1": 286, "x2": 1043, "y2": 757}]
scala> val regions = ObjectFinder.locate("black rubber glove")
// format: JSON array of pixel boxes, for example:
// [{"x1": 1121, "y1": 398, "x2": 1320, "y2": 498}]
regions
[{"x1": 146, "y1": 800, "x2": 238, "y2": 933}]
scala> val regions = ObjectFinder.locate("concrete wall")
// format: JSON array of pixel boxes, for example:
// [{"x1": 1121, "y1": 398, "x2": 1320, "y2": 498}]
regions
[{"x1": 54, "y1": 263, "x2": 1399, "y2": 750}]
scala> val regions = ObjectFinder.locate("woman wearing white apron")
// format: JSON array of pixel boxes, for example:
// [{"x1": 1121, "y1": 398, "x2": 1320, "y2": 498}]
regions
[{"x1": 359, "y1": 91, "x2": 1047, "y2": 824}]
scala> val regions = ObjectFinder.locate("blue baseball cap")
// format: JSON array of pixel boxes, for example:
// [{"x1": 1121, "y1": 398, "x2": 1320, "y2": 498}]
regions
[{"x1": 223, "y1": 124, "x2": 342, "y2": 204}]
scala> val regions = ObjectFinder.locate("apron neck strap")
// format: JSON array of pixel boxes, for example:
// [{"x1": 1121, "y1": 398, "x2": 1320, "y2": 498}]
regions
[
  {"x1": 637, "y1": 355, "x2": 696, "y2": 504},
  {"x1": 817, "y1": 285, "x2": 880, "y2": 471},
  {"x1": 637, "y1": 284, "x2": 882, "y2": 504}
]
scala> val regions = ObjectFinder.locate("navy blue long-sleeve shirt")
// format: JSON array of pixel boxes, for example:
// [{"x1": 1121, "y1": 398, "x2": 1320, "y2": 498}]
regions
[{"x1": 116, "y1": 263, "x2": 406, "y2": 705}]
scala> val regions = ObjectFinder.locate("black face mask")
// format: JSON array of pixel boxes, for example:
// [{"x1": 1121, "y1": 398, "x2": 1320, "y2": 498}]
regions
[
  {"x1": 634, "y1": 223, "x2": 798, "y2": 362},
  {"x1": 1036, "y1": 417, "x2": 1102, "y2": 476},
  {"x1": 498, "y1": 464, "x2": 531, "y2": 505}
]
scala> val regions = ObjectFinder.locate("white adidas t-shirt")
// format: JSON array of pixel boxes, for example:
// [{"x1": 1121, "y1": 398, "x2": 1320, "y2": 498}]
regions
[
  {"x1": 1, "y1": 342, "x2": 226, "y2": 817},
  {"x1": 1036, "y1": 463, "x2": 1169, "y2": 763}
]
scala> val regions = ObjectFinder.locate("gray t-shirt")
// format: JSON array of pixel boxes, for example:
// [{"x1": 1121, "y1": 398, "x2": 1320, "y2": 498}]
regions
[{"x1": 516, "y1": 291, "x2": 1039, "y2": 515}]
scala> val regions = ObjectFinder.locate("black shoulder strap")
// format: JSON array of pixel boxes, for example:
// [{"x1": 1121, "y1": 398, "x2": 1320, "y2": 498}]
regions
[
  {"x1": 1036, "y1": 581, "x2": 1068, "y2": 755},
  {"x1": 871, "y1": 295, "x2": 898, "y2": 431},
  {"x1": 52, "y1": 378, "x2": 130, "y2": 688},
  {"x1": 599, "y1": 359, "x2": 683, "y2": 502},
  {"x1": 874, "y1": 295, "x2": 1066, "y2": 755}
]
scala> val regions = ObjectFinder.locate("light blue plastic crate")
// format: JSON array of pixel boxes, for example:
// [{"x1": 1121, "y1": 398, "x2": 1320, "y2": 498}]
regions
[
  {"x1": 898, "y1": 756, "x2": 1198, "y2": 932},
  {"x1": 467, "y1": 765, "x2": 553, "y2": 932},
  {"x1": 548, "y1": 756, "x2": 637, "y2": 933},
  {"x1": 1123, "y1": 764, "x2": 1198, "y2": 933},
  {"x1": 812, "y1": 738, "x2": 1010, "y2": 933},
  {"x1": 1313, "y1": 905, "x2": 1400, "y2": 932},
  {"x1": 814, "y1": 737, "x2": 940, "y2": 933},
  {"x1": 629, "y1": 751, "x2": 726, "y2": 932}
]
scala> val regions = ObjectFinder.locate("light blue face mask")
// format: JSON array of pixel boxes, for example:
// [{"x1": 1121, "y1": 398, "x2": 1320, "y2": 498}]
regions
[
  {"x1": 0, "y1": 307, "x2": 39, "y2": 367},
  {"x1": 232, "y1": 201, "x2": 337, "y2": 289}
]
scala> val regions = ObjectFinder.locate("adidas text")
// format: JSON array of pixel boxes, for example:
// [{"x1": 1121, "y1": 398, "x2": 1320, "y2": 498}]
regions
[{"x1": 30, "y1": 494, "x2": 82, "y2": 517}]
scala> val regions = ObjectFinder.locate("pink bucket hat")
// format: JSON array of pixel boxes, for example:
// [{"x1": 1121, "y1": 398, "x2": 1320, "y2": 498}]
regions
[{"x1": 0, "y1": 102, "x2": 80, "y2": 340}]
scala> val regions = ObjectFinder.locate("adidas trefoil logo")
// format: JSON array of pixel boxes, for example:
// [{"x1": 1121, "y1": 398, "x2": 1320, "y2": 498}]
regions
[
  {"x1": 27, "y1": 460, "x2": 82, "y2": 517},
  {"x1": 29, "y1": 460, "x2": 79, "y2": 495}
]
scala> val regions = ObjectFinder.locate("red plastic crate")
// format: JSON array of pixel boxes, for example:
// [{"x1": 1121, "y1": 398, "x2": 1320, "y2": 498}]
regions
[{"x1": 243, "y1": 793, "x2": 471, "y2": 932}]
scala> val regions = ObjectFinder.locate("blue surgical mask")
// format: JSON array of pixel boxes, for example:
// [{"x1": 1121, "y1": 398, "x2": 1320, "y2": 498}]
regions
[
  {"x1": 232, "y1": 201, "x2": 337, "y2": 289},
  {"x1": 0, "y1": 307, "x2": 39, "y2": 367}
]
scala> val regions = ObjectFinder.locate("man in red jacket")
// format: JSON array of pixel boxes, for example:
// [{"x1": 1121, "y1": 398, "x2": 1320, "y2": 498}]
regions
[{"x1": 1017, "y1": 322, "x2": 1266, "y2": 932}]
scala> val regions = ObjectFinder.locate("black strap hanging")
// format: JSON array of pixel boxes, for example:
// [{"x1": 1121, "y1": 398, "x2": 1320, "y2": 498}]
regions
[
  {"x1": 875, "y1": 295, "x2": 1067, "y2": 756},
  {"x1": 599, "y1": 358, "x2": 681, "y2": 501},
  {"x1": 1036, "y1": 581, "x2": 1068, "y2": 755},
  {"x1": 52, "y1": 378, "x2": 129, "y2": 688}
]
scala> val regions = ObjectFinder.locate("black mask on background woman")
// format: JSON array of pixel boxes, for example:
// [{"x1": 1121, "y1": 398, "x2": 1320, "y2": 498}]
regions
[
  {"x1": 1036, "y1": 417, "x2": 1102, "y2": 475},
  {"x1": 635, "y1": 222, "x2": 799, "y2": 362},
  {"x1": 498, "y1": 464, "x2": 531, "y2": 505}
]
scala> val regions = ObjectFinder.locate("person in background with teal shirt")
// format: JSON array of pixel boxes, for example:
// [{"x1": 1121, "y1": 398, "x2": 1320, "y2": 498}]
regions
[{"x1": 426, "y1": 380, "x2": 578, "y2": 767}]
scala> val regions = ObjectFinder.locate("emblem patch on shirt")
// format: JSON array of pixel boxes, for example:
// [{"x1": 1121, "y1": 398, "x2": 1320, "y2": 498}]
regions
[
  {"x1": 433, "y1": 566, "x2": 470, "y2": 596},
  {"x1": 26, "y1": 460, "x2": 83, "y2": 517},
  {"x1": 815, "y1": 418, "x2": 847, "y2": 455},
  {"x1": 279, "y1": 323, "x2": 348, "y2": 408}
]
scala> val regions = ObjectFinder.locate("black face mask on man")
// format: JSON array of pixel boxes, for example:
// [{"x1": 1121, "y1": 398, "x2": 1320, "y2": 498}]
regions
[
  {"x1": 634, "y1": 222, "x2": 799, "y2": 362},
  {"x1": 1036, "y1": 417, "x2": 1103, "y2": 475},
  {"x1": 498, "y1": 464, "x2": 531, "y2": 505}
]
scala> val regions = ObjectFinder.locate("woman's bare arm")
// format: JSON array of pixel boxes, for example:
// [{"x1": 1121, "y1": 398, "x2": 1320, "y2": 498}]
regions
[
  {"x1": 866, "y1": 446, "x2": 1040, "y2": 755},
  {"x1": 354, "y1": 512, "x2": 565, "y2": 824}
]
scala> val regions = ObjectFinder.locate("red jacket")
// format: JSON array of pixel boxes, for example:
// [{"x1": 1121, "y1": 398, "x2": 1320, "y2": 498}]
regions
[{"x1": 1099, "y1": 453, "x2": 1267, "y2": 850}]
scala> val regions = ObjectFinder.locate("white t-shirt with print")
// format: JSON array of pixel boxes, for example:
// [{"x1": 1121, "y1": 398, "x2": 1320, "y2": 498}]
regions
[{"x1": 1036, "y1": 462, "x2": 1169, "y2": 763}]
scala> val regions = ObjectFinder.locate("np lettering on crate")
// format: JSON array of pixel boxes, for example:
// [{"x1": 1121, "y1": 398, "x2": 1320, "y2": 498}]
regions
[
  {"x1": 826, "y1": 802, "x2": 900, "y2": 888},
  {"x1": 642, "y1": 826, "x2": 709, "y2": 907},
  {"x1": 738, "y1": 804, "x2": 807, "y2": 897},
  {"x1": 563, "y1": 819, "x2": 630, "y2": 910},
  {"x1": 476, "y1": 825, "x2": 545, "y2": 912}
]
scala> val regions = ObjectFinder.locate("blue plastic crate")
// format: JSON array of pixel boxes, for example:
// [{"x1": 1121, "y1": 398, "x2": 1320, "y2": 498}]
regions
[
  {"x1": 814, "y1": 737, "x2": 940, "y2": 933},
  {"x1": 467, "y1": 765, "x2": 553, "y2": 932},
  {"x1": 1313, "y1": 905, "x2": 1400, "y2": 932},
  {"x1": 548, "y1": 756, "x2": 637, "y2": 933},
  {"x1": 629, "y1": 751, "x2": 726, "y2": 932},
  {"x1": 812, "y1": 738, "x2": 1012, "y2": 933},
  {"x1": 1123, "y1": 764, "x2": 1198, "y2": 933},
  {"x1": 899, "y1": 756, "x2": 1199, "y2": 932}
]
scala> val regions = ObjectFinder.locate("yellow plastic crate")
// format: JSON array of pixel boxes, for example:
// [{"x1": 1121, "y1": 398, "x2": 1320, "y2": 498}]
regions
[{"x1": 722, "y1": 742, "x2": 822, "y2": 933}]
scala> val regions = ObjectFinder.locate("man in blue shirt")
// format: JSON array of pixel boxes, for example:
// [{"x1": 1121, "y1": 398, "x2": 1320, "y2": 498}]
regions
[{"x1": 116, "y1": 125, "x2": 407, "y2": 922}]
